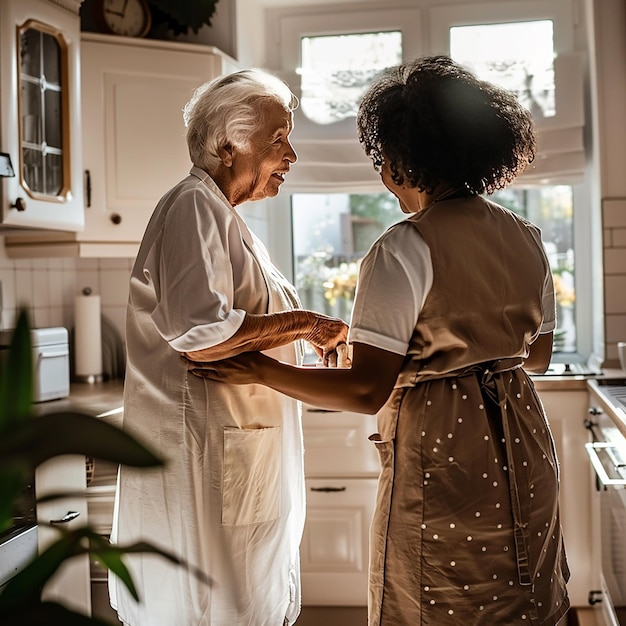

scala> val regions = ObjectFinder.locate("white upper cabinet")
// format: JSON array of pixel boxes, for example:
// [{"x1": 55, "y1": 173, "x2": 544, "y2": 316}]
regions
[
  {"x1": 0, "y1": 0, "x2": 84, "y2": 232},
  {"x1": 6, "y1": 33, "x2": 237, "y2": 258}
]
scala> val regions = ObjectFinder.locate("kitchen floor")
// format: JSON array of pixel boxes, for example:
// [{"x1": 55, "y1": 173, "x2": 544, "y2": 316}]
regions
[
  {"x1": 296, "y1": 607, "x2": 367, "y2": 625},
  {"x1": 92, "y1": 597, "x2": 595, "y2": 625}
]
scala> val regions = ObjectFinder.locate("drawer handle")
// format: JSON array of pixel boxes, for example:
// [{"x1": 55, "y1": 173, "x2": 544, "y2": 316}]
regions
[
  {"x1": 310, "y1": 486, "x2": 346, "y2": 493},
  {"x1": 305, "y1": 408, "x2": 341, "y2": 414},
  {"x1": 37, "y1": 350, "x2": 69, "y2": 359},
  {"x1": 50, "y1": 510, "x2": 80, "y2": 524},
  {"x1": 584, "y1": 442, "x2": 626, "y2": 487}
]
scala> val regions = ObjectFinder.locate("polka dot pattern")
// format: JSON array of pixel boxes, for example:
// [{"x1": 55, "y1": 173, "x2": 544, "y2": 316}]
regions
[{"x1": 369, "y1": 368, "x2": 570, "y2": 625}]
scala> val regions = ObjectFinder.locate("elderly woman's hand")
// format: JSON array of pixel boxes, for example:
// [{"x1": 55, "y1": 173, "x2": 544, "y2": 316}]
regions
[
  {"x1": 183, "y1": 309, "x2": 349, "y2": 365},
  {"x1": 302, "y1": 313, "x2": 349, "y2": 364}
]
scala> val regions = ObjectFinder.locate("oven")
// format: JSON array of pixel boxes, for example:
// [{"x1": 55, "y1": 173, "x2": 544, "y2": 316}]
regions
[
  {"x1": 0, "y1": 472, "x2": 38, "y2": 592},
  {"x1": 586, "y1": 380, "x2": 626, "y2": 626}
]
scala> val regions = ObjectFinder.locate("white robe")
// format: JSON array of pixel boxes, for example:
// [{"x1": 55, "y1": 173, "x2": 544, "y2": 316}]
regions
[{"x1": 110, "y1": 167, "x2": 305, "y2": 626}]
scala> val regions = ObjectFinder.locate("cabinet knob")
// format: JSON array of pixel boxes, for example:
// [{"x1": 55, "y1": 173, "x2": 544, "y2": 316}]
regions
[
  {"x1": 110, "y1": 213, "x2": 122, "y2": 225},
  {"x1": 11, "y1": 197, "x2": 26, "y2": 211}
]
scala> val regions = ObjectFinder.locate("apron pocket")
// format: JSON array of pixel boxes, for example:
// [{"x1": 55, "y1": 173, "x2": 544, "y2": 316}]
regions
[{"x1": 222, "y1": 425, "x2": 282, "y2": 526}]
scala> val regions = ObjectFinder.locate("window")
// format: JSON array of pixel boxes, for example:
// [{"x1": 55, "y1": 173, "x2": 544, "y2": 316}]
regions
[
  {"x1": 491, "y1": 186, "x2": 576, "y2": 354},
  {"x1": 291, "y1": 192, "x2": 405, "y2": 362},
  {"x1": 450, "y1": 20, "x2": 556, "y2": 119},
  {"x1": 268, "y1": 0, "x2": 591, "y2": 363},
  {"x1": 299, "y1": 31, "x2": 402, "y2": 125},
  {"x1": 440, "y1": 6, "x2": 585, "y2": 360}
]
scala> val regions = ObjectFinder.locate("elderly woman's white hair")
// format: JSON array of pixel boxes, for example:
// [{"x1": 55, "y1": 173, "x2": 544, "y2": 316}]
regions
[{"x1": 183, "y1": 68, "x2": 298, "y2": 174}]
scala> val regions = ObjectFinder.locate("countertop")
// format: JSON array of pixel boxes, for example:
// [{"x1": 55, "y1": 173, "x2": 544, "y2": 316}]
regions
[
  {"x1": 587, "y1": 374, "x2": 626, "y2": 439},
  {"x1": 34, "y1": 371, "x2": 626, "y2": 410},
  {"x1": 33, "y1": 380, "x2": 124, "y2": 427}
]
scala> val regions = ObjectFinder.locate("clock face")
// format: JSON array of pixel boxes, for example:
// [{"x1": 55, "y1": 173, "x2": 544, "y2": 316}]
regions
[{"x1": 100, "y1": 0, "x2": 152, "y2": 38}]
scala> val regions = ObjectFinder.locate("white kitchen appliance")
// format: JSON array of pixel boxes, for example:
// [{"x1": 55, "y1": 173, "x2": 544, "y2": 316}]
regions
[
  {"x1": 586, "y1": 379, "x2": 626, "y2": 625},
  {"x1": 0, "y1": 326, "x2": 70, "y2": 402}
]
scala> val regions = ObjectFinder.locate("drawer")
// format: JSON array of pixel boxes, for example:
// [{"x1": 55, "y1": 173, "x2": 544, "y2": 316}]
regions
[{"x1": 302, "y1": 406, "x2": 379, "y2": 477}]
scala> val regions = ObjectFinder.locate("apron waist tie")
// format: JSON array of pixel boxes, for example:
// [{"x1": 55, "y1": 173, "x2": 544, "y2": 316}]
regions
[{"x1": 481, "y1": 367, "x2": 532, "y2": 587}]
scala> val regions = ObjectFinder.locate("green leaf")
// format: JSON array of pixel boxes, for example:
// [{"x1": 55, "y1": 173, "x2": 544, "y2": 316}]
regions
[
  {"x1": 0, "y1": 412, "x2": 164, "y2": 470},
  {"x1": 0, "y1": 527, "x2": 212, "y2": 615},
  {"x1": 0, "y1": 309, "x2": 33, "y2": 428}
]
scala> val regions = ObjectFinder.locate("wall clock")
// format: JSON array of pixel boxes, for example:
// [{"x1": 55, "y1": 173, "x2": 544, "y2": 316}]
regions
[{"x1": 94, "y1": 0, "x2": 152, "y2": 38}]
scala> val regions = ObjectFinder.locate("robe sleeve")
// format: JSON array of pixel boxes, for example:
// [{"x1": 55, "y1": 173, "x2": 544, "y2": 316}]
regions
[{"x1": 146, "y1": 186, "x2": 246, "y2": 352}]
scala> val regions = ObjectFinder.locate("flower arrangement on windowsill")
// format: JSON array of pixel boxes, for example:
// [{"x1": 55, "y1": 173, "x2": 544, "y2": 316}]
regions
[{"x1": 323, "y1": 261, "x2": 359, "y2": 306}]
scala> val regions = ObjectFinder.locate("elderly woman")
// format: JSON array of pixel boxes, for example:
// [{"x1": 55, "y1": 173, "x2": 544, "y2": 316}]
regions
[
  {"x1": 190, "y1": 56, "x2": 571, "y2": 625},
  {"x1": 109, "y1": 69, "x2": 348, "y2": 626}
]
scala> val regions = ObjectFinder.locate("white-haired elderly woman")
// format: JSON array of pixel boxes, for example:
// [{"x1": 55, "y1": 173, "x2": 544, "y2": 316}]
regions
[{"x1": 110, "y1": 69, "x2": 348, "y2": 626}]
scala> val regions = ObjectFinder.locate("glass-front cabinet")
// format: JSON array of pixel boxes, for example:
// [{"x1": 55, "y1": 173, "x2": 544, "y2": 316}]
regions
[{"x1": 0, "y1": 0, "x2": 83, "y2": 231}]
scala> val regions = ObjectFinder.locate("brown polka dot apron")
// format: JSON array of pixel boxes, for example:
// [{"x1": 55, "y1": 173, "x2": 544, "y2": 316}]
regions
[{"x1": 366, "y1": 198, "x2": 570, "y2": 626}]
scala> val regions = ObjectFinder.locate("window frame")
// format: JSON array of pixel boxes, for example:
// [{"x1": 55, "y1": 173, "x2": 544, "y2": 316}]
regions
[{"x1": 264, "y1": 0, "x2": 594, "y2": 364}]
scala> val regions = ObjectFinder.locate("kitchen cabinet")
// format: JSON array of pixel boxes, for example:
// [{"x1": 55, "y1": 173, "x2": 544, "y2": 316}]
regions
[
  {"x1": 35, "y1": 455, "x2": 91, "y2": 615},
  {"x1": 536, "y1": 384, "x2": 597, "y2": 608},
  {"x1": 301, "y1": 405, "x2": 379, "y2": 606},
  {"x1": 5, "y1": 34, "x2": 238, "y2": 258},
  {"x1": 32, "y1": 381, "x2": 124, "y2": 618},
  {"x1": 0, "y1": 0, "x2": 84, "y2": 232}
]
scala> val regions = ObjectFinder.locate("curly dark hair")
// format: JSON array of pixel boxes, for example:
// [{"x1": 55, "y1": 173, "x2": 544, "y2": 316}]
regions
[{"x1": 356, "y1": 55, "x2": 537, "y2": 195}]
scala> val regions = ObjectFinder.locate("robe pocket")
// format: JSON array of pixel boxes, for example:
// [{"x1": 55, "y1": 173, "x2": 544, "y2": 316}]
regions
[{"x1": 222, "y1": 426, "x2": 281, "y2": 526}]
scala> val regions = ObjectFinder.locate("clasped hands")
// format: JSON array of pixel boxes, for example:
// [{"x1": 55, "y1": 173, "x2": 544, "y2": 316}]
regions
[{"x1": 183, "y1": 312, "x2": 352, "y2": 384}]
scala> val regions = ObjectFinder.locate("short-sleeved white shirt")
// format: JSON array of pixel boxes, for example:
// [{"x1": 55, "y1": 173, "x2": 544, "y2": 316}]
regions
[{"x1": 348, "y1": 223, "x2": 555, "y2": 356}]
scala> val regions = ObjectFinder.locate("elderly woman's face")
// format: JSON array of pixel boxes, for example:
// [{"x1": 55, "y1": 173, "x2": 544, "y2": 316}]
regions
[{"x1": 227, "y1": 99, "x2": 297, "y2": 205}]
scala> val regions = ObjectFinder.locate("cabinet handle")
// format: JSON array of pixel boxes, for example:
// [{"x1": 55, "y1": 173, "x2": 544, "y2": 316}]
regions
[
  {"x1": 305, "y1": 408, "x2": 341, "y2": 414},
  {"x1": 110, "y1": 213, "x2": 122, "y2": 225},
  {"x1": 49, "y1": 510, "x2": 80, "y2": 525},
  {"x1": 85, "y1": 169, "x2": 91, "y2": 207},
  {"x1": 11, "y1": 197, "x2": 26, "y2": 211},
  {"x1": 584, "y1": 442, "x2": 626, "y2": 487},
  {"x1": 310, "y1": 486, "x2": 347, "y2": 493}
]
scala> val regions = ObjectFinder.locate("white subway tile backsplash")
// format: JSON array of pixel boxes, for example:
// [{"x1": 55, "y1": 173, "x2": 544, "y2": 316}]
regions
[
  {"x1": 100, "y1": 270, "x2": 130, "y2": 306},
  {"x1": 605, "y1": 275, "x2": 626, "y2": 314},
  {"x1": 605, "y1": 313, "x2": 626, "y2": 343},
  {"x1": 0, "y1": 239, "x2": 130, "y2": 341},
  {"x1": 603, "y1": 248, "x2": 626, "y2": 275},
  {"x1": 612, "y1": 228, "x2": 626, "y2": 247},
  {"x1": 603, "y1": 198, "x2": 626, "y2": 228},
  {"x1": 15, "y1": 270, "x2": 34, "y2": 308},
  {"x1": 76, "y1": 271, "x2": 100, "y2": 297},
  {"x1": 32, "y1": 268, "x2": 51, "y2": 308}
]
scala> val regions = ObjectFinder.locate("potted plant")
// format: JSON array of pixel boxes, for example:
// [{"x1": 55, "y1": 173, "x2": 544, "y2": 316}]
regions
[{"x1": 0, "y1": 309, "x2": 207, "y2": 624}]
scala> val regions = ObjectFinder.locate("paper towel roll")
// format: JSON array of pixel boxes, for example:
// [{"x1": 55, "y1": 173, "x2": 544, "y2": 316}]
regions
[{"x1": 74, "y1": 291, "x2": 102, "y2": 381}]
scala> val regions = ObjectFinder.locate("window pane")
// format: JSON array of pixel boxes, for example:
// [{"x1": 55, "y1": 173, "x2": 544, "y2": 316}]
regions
[
  {"x1": 292, "y1": 192, "x2": 405, "y2": 361},
  {"x1": 450, "y1": 20, "x2": 555, "y2": 119},
  {"x1": 300, "y1": 31, "x2": 402, "y2": 124},
  {"x1": 491, "y1": 186, "x2": 575, "y2": 354},
  {"x1": 292, "y1": 188, "x2": 576, "y2": 361}
]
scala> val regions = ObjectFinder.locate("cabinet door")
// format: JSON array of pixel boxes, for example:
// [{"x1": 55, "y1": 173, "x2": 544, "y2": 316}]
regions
[
  {"x1": 0, "y1": 0, "x2": 83, "y2": 231},
  {"x1": 302, "y1": 405, "x2": 380, "y2": 477},
  {"x1": 80, "y1": 35, "x2": 229, "y2": 244},
  {"x1": 301, "y1": 477, "x2": 377, "y2": 606},
  {"x1": 35, "y1": 454, "x2": 90, "y2": 615},
  {"x1": 537, "y1": 387, "x2": 596, "y2": 607}
]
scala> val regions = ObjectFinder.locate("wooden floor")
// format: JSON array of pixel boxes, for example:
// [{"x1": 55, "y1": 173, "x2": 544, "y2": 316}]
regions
[
  {"x1": 296, "y1": 606, "x2": 367, "y2": 626},
  {"x1": 93, "y1": 586, "x2": 599, "y2": 626}
]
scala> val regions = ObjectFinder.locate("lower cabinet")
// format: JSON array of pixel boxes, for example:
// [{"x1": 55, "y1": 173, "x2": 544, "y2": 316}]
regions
[
  {"x1": 36, "y1": 454, "x2": 91, "y2": 615},
  {"x1": 536, "y1": 386, "x2": 597, "y2": 608},
  {"x1": 301, "y1": 406, "x2": 379, "y2": 606},
  {"x1": 301, "y1": 477, "x2": 378, "y2": 606}
]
